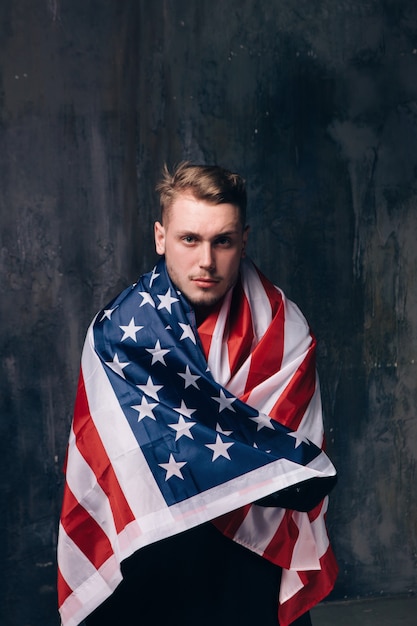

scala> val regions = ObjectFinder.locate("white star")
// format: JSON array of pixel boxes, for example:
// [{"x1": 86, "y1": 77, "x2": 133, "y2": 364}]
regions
[
  {"x1": 119, "y1": 317, "x2": 144, "y2": 342},
  {"x1": 100, "y1": 307, "x2": 117, "y2": 321},
  {"x1": 216, "y1": 422, "x2": 233, "y2": 436},
  {"x1": 146, "y1": 340, "x2": 170, "y2": 365},
  {"x1": 159, "y1": 453, "x2": 187, "y2": 480},
  {"x1": 131, "y1": 397, "x2": 158, "y2": 422},
  {"x1": 178, "y1": 365, "x2": 200, "y2": 389},
  {"x1": 156, "y1": 288, "x2": 179, "y2": 313},
  {"x1": 178, "y1": 323, "x2": 196, "y2": 344},
  {"x1": 138, "y1": 292, "x2": 155, "y2": 308},
  {"x1": 212, "y1": 389, "x2": 236, "y2": 413},
  {"x1": 173, "y1": 400, "x2": 196, "y2": 419},
  {"x1": 206, "y1": 434, "x2": 234, "y2": 461},
  {"x1": 288, "y1": 431, "x2": 311, "y2": 448},
  {"x1": 168, "y1": 415, "x2": 196, "y2": 441},
  {"x1": 249, "y1": 412, "x2": 275, "y2": 431},
  {"x1": 137, "y1": 376, "x2": 163, "y2": 401},
  {"x1": 105, "y1": 353, "x2": 130, "y2": 379},
  {"x1": 149, "y1": 266, "x2": 160, "y2": 286}
]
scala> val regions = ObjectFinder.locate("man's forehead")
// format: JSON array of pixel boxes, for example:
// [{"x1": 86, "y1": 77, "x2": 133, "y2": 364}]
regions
[{"x1": 167, "y1": 193, "x2": 242, "y2": 224}]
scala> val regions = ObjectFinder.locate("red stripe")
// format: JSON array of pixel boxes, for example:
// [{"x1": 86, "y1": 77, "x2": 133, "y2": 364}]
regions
[
  {"x1": 60, "y1": 486, "x2": 113, "y2": 570},
  {"x1": 72, "y1": 371, "x2": 136, "y2": 532},
  {"x1": 262, "y1": 509, "x2": 299, "y2": 568},
  {"x1": 196, "y1": 300, "x2": 222, "y2": 358},
  {"x1": 226, "y1": 281, "x2": 254, "y2": 377},
  {"x1": 243, "y1": 273, "x2": 285, "y2": 395},
  {"x1": 57, "y1": 566, "x2": 74, "y2": 606},
  {"x1": 269, "y1": 342, "x2": 316, "y2": 429}
]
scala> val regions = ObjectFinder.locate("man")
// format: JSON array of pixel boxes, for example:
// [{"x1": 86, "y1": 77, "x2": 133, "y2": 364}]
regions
[{"x1": 58, "y1": 163, "x2": 337, "y2": 626}]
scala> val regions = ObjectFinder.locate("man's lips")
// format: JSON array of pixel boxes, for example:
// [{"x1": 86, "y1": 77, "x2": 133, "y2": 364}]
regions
[{"x1": 191, "y1": 276, "x2": 220, "y2": 287}]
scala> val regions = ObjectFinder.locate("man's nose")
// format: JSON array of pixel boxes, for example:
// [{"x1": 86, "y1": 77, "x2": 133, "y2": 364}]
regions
[{"x1": 199, "y1": 243, "x2": 215, "y2": 270}]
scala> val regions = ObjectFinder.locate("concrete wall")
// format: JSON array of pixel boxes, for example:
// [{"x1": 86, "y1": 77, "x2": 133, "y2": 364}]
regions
[{"x1": 1, "y1": 1, "x2": 416, "y2": 623}]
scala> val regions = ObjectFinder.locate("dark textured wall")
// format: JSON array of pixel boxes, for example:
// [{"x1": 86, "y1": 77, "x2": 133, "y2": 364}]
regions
[{"x1": 1, "y1": 1, "x2": 417, "y2": 624}]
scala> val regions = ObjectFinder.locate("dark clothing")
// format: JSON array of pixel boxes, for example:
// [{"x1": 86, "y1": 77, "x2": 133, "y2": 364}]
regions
[{"x1": 85, "y1": 522, "x2": 312, "y2": 626}]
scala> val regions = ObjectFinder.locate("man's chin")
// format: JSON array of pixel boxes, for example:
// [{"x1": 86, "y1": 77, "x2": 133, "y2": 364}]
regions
[
  {"x1": 186, "y1": 291, "x2": 224, "y2": 311},
  {"x1": 190, "y1": 296, "x2": 221, "y2": 310}
]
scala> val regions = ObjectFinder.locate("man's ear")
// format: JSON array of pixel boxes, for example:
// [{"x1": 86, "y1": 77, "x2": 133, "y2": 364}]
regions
[{"x1": 154, "y1": 221, "x2": 166, "y2": 255}]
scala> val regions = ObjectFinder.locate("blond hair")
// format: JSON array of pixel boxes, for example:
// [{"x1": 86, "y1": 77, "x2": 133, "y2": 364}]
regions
[{"x1": 156, "y1": 162, "x2": 247, "y2": 225}]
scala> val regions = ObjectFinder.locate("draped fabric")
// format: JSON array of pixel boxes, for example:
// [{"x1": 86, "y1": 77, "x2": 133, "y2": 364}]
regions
[{"x1": 57, "y1": 258, "x2": 337, "y2": 626}]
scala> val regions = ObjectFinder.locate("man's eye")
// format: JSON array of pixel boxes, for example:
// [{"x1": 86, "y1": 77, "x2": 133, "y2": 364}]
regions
[
  {"x1": 182, "y1": 236, "x2": 196, "y2": 244},
  {"x1": 216, "y1": 237, "x2": 232, "y2": 246}
]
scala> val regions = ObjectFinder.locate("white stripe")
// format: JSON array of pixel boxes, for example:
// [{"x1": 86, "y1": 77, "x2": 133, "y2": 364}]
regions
[
  {"x1": 289, "y1": 511, "x2": 321, "y2": 570},
  {"x1": 241, "y1": 259, "x2": 272, "y2": 342},
  {"x1": 280, "y1": 293, "x2": 312, "y2": 371},
  {"x1": 206, "y1": 287, "x2": 233, "y2": 385},
  {"x1": 226, "y1": 355, "x2": 252, "y2": 398},
  {"x1": 297, "y1": 379, "x2": 325, "y2": 447},
  {"x1": 233, "y1": 505, "x2": 286, "y2": 555},
  {"x1": 279, "y1": 568, "x2": 305, "y2": 604},
  {"x1": 310, "y1": 497, "x2": 330, "y2": 558}
]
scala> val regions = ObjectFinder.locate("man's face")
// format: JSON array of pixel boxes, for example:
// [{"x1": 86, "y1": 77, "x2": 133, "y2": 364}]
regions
[{"x1": 154, "y1": 193, "x2": 249, "y2": 316}]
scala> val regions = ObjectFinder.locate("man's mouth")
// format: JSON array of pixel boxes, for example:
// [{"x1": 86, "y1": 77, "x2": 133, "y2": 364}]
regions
[{"x1": 191, "y1": 276, "x2": 220, "y2": 287}]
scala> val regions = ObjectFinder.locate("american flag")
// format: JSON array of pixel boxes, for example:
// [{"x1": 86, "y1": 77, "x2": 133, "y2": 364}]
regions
[{"x1": 57, "y1": 258, "x2": 337, "y2": 626}]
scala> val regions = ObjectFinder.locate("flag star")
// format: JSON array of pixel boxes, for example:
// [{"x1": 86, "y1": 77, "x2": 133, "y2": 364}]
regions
[
  {"x1": 105, "y1": 353, "x2": 130, "y2": 379},
  {"x1": 173, "y1": 400, "x2": 196, "y2": 419},
  {"x1": 206, "y1": 434, "x2": 234, "y2": 461},
  {"x1": 138, "y1": 292, "x2": 155, "y2": 308},
  {"x1": 131, "y1": 397, "x2": 158, "y2": 422},
  {"x1": 159, "y1": 453, "x2": 187, "y2": 481},
  {"x1": 146, "y1": 340, "x2": 170, "y2": 365},
  {"x1": 288, "y1": 431, "x2": 311, "y2": 448},
  {"x1": 100, "y1": 307, "x2": 117, "y2": 321},
  {"x1": 249, "y1": 412, "x2": 275, "y2": 431},
  {"x1": 149, "y1": 266, "x2": 160, "y2": 286},
  {"x1": 216, "y1": 423, "x2": 233, "y2": 436},
  {"x1": 156, "y1": 288, "x2": 179, "y2": 313},
  {"x1": 178, "y1": 323, "x2": 196, "y2": 344},
  {"x1": 120, "y1": 317, "x2": 144, "y2": 342},
  {"x1": 137, "y1": 376, "x2": 163, "y2": 401},
  {"x1": 168, "y1": 415, "x2": 196, "y2": 441},
  {"x1": 212, "y1": 389, "x2": 236, "y2": 413},
  {"x1": 178, "y1": 365, "x2": 200, "y2": 389}
]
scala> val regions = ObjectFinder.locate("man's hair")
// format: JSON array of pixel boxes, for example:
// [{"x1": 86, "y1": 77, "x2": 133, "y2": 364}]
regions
[{"x1": 156, "y1": 162, "x2": 247, "y2": 225}]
